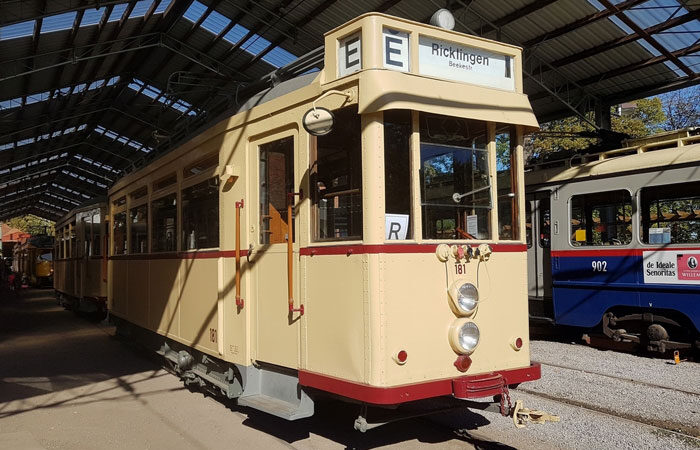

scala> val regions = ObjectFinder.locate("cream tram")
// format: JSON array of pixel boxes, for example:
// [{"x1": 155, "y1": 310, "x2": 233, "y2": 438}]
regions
[
  {"x1": 107, "y1": 13, "x2": 540, "y2": 424},
  {"x1": 54, "y1": 200, "x2": 109, "y2": 317}
]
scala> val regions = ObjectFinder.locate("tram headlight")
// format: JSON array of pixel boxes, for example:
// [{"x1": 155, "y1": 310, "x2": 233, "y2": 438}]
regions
[
  {"x1": 449, "y1": 319, "x2": 480, "y2": 354},
  {"x1": 448, "y1": 281, "x2": 479, "y2": 316}
]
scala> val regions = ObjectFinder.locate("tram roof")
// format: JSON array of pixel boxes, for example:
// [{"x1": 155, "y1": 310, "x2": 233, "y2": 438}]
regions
[{"x1": 1, "y1": 0, "x2": 699, "y2": 221}]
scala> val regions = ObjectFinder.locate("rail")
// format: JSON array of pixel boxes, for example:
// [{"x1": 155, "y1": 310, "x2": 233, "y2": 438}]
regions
[{"x1": 526, "y1": 128, "x2": 700, "y2": 172}]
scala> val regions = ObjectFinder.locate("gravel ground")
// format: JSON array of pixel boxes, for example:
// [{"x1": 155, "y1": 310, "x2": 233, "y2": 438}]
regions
[
  {"x1": 530, "y1": 340, "x2": 700, "y2": 394},
  {"x1": 433, "y1": 391, "x2": 700, "y2": 450}
]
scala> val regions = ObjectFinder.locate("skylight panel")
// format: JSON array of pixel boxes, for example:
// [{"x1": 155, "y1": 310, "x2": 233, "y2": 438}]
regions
[
  {"x1": 127, "y1": 78, "x2": 197, "y2": 116},
  {"x1": 224, "y1": 23, "x2": 248, "y2": 45},
  {"x1": 81, "y1": 7, "x2": 107, "y2": 27},
  {"x1": 262, "y1": 46, "x2": 297, "y2": 68},
  {"x1": 0, "y1": 98, "x2": 21, "y2": 110},
  {"x1": 109, "y1": 4, "x2": 129, "y2": 22},
  {"x1": 130, "y1": 0, "x2": 154, "y2": 19},
  {"x1": 201, "y1": 9, "x2": 231, "y2": 35},
  {"x1": 183, "y1": 1, "x2": 207, "y2": 23},
  {"x1": 42, "y1": 11, "x2": 77, "y2": 33},
  {"x1": 25, "y1": 91, "x2": 51, "y2": 105},
  {"x1": 655, "y1": 22, "x2": 700, "y2": 52},
  {"x1": 155, "y1": 0, "x2": 173, "y2": 14},
  {"x1": 0, "y1": 20, "x2": 35, "y2": 40},
  {"x1": 627, "y1": 0, "x2": 677, "y2": 28},
  {"x1": 241, "y1": 35, "x2": 270, "y2": 57}
]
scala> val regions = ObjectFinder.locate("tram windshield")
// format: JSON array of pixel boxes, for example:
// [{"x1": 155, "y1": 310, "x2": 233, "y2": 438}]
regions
[{"x1": 419, "y1": 113, "x2": 490, "y2": 240}]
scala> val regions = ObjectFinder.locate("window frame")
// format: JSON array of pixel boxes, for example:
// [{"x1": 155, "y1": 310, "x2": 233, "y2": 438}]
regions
[
  {"x1": 567, "y1": 188, "x2": 634, "y2": 248},
  {"x1": 637, "y1": 181, "x2": 700, "y2": 247},
  {"x1": 257, "y1": 131, "x2": 297, "y2": 245},
  {"x1": 181, "y1": 175, "x2": 220, "y2": 251},
  {"x1": 310, "y1": 106, "x2": 364, "y2": 243}
]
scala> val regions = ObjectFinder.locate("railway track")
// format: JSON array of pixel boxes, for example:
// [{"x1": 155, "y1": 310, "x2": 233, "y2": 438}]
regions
[
  {"x1": 537, "y1": 360, "x2": 700, "y2": 397},
  {"x1": 514, "y1": 361, "x2": 700, "y2": 439}
]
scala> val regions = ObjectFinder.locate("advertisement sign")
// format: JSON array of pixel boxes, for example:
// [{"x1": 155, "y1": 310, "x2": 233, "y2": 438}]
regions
[
  {"x1": 643, "y1": 251, "x2": 700, "y2": 285},
  {"x1": 418, "y1": 36, "x2": 515, "y2": 91}
]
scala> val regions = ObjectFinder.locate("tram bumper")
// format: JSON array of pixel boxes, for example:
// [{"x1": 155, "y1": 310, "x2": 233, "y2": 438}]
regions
[
  {"x1": 298, "y1": 363, "x2": 541, "y2": 405},
  {"x1": 452, "y1": 363, "x2": 541, "y2": 399}
]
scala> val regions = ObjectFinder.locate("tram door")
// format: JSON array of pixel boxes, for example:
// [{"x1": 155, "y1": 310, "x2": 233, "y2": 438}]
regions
[
  {"x1": 252, "y1": 133, "x2": 300, "y2": 368},
  {"x1": 526, "y1": 192, "x2": 553, "y2": 318}
]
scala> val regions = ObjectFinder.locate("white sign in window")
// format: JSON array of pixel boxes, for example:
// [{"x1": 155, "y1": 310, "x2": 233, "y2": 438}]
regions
[
  {"x1": 383, "y1": 28, "x2": 410, "y2": 72},
  {"x1": 418, "y1": 36, "x2": 515, "y2": 91},
  {"x1": 386, "y1": 214, "x2": 409, "y2": 240},
  {"x1": 338, "y1": 32, "x2": 362, "y2": 77}
]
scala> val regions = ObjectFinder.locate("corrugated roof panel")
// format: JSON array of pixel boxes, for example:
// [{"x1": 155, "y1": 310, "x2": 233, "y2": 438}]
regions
[
  {"x1": 130, "y1": 0, "x2": 154, "y2": 19},
  {"x1": 81, "y1": 7, "x2": 107, "y2": 27},
  {"x1": 0, "y1": 20, "x2": 35, "y2": 40},
  {"x1": 201, "y1": 9, "x2": 232, "y2": 35},
  {"x1": 156, "y1": 0, "x2": 174, "y2": 15},
  {"x1": 108, "y1": 4, "x2": 129, "y2": 22},
  {"x1": 656, "y1": 21, "x2": 700, "y2": 52},
  {"x1": 184, "y1": 1, "x2": 206, "y2": 23},
  {"x1": 42, "y1": 11, "x2": 77, "y2": 33}
]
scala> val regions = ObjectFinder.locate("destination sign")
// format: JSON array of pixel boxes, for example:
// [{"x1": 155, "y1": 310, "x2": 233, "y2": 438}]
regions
[{"x1": 418, "y1": 36, "x2": 515, "y2": 91}]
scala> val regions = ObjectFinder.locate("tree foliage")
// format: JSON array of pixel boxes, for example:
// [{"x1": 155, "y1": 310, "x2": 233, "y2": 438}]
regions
[
  {"x1": 4, "y1": 215, "x2": 55, "y2": 236},
  {"x1": 530, "y1": 97, "x2": 667, "y2": 160},
  {"x1": 660, "y1": 86, "x2": 700, "y2": 131}
]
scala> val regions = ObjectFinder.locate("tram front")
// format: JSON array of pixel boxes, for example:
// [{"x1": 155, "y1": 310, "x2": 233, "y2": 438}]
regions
[{"x1": 297, "y1": 13, "x2": 541, "y2": 414}]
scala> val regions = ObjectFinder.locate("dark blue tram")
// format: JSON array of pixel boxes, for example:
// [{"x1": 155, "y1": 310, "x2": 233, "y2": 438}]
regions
[{"x1": 526, "y1": 130, "x2": 700, "y2": 352}]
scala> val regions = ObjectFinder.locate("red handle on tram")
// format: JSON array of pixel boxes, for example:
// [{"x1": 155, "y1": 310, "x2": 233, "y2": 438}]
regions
[{"x1": 287, "y1": 191, "x2": 304, "y2": 316}]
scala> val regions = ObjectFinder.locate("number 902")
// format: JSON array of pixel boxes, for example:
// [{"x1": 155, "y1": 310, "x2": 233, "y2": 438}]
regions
[{"x1": 592, "y1": 260, "x2": 607, "y2": 272}]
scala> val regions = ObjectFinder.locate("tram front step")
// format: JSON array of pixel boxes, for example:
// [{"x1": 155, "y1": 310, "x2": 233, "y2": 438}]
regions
[{"x1": 238, "y1": 392, "x2": 313, "y2": 420}]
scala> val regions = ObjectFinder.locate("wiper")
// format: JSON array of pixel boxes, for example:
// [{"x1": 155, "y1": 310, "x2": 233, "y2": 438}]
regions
[{"x1": 452, "y1": 184, "x2": 491, "y2": 203}]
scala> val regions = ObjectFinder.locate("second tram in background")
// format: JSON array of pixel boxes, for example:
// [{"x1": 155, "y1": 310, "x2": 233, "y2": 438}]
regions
[
  {"x1": 54, "y1": 200, "x2": 109, "y2": 318},
  {"x1": 12, "y1": 235, "x2": 54, "y2": 287},
  {"x1": 526, "y1": 129, "x2": 700, "y2": 353}
]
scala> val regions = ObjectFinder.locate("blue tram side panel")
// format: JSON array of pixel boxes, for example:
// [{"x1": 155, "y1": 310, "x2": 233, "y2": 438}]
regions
[
  {"x1": 525, "y1": 129, "x2": 700, "y2": 350},
  {"x1": 551, "y1": 251, "x2": 700, "y2": 332}
]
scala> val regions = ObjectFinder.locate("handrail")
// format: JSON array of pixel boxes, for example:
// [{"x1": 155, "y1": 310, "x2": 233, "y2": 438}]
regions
[
  {"x1": 101, "y1": 222, "x2": 108, "y2": 282},
  {"x1": 235, "y1": 199, "x2": 244, "y2": 309},
  {"x1": 287, "y1": 191, "x2": 304, "y2": 316}
]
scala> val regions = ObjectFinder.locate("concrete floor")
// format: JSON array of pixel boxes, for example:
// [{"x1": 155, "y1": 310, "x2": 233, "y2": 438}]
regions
[{"x1": 0, "y1": 290, "x2": 505, "y2": 450}]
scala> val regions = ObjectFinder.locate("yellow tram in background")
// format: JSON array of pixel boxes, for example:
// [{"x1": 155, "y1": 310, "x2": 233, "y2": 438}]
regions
[
  {"x1": 12, "y1": 236, "x2": 54, "y2": 287},
  {"x1": 54, "y1": 201, "x2": 109, "y2": 317},
  {"x1": 106, "y1": 13, "x2": 540, "y2": 424}
]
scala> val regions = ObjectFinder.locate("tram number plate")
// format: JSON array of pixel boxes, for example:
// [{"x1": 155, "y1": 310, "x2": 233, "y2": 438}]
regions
[
  {"x1": 592, "y1": 260, "x2": 607, "y2": 272},
  {"x1": 455, "y1": 263, "x2": 468, "y2": 275},
  {"x1": 209, "y1": 328, "x2": 218, "y2": 343}
]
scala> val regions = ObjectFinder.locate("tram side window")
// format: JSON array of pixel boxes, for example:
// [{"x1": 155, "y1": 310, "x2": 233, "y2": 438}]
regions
[
  {"x1": 313, "y1": 106, "x2": 363, "y2": 241},
  {"x1": 152, "y1": 193, "x2": 177, "y2": 252},
  {"x1": 419, "y1": 113, "x2": 490, "y2": 240},
  {"x1": 112, "y1": 213, "x2": 127, "y2": 255},
  {"x1": 525, "y1": 201, "x2": 532, "y2": 248},
  {"x1": 570, "y1": 190, "x2": 632, "y2": 246},
  {"x1": 641, "y1": 180, "x2": 700, "y2": 244},
  {"x1": 92, "y1": 213, "x2": 101, "y2": 256},
  {"x1": 384, "y1": 110, "x2": 412, "y2": 240},
  {"x1": 130, "y1": 204, "x2": 148, "y2": 253},
  {"x1": 260, "y1": 137, "x2": 294, "y2": 245},
  {"x1": 182, "y1": 178, "x2": 219, "y2": 249},
  {"x1": 496, "y1": 125, "x2": 518, "y2": 240}
]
